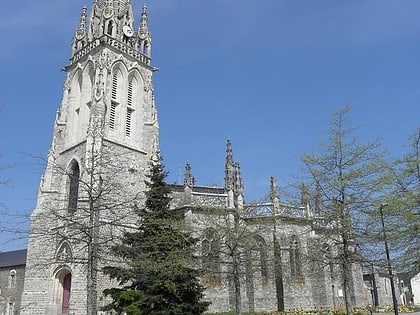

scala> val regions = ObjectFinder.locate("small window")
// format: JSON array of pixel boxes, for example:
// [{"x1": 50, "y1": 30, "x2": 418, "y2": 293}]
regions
[
  {"x1": 8, "y1": 270, "x2": 16, "y2": 288},
  {"x1": 68, "y1": 162, "x2": 80, "y2": 213},
  {"x1": 7, "y1": 301, "x2": 14, "y2": 315},
  {"x1": 107, "y1": 21, "x2": 113, "y2": 36}
]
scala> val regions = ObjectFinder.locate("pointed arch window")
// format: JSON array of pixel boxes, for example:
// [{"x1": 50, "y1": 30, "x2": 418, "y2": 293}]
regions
[
  {"x1": 256, "y1": 236, "x2": 268, "y2": 283},
  {"x1": 8, "y1": 270, "x2": 16, "y2": 288},
  {"x1": 202, "y1": 229, "x2": 220, "y2": 273},
  {"x1": 56, "y1": 242, "x2": 73, "y2": 262},
  {"x1": 289, "y1": 236, "x2": 301, "y2": 276},
  {"x1": 68, "y1": 162, "x2": 80, "y2": 213},
  {"x1": 6, "y1": 301, "x2": 14, "y2": 315}
]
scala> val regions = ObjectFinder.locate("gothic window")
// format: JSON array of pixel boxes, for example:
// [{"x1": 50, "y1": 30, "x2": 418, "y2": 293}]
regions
[
  {"x1": 68, "y1": 161, "x2": 80, "y2": 213},
  {"x1": 8, "y1": 270, "x2": 16, "y2": 288},
  {"x1": 289, "y1": 236, "x2": 301, "y2": 276},
  {"x1": 56, "y1": 242, "x2": 72, "y2": 262},
  {"x1": 202, "y1": 229, "x2": 220, "y2": 273},
  {"x1": 255, "y1": 236, "x2": 268, "y2": 283},
  {"x1": 107, "y1": 21, "x2": 113, "y2": 36},
  {"x1": 6, "y1": 301, "x2": 14, "y2": 315}
]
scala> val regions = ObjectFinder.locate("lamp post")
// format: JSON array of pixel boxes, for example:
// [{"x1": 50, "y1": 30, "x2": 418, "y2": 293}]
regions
[{"x1": 379, "y1": 203, "x2": 399, "y2": 315}]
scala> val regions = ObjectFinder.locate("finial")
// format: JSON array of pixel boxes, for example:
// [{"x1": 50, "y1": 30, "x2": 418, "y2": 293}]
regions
[
  {"x1": 140, "y1": 4, "x2": 149, "y2": 29},
  {"x1": 234, "y1": 162, "x2": 243, "y2": 194},
  {"x1": 226, "y1": 139, "x2": 233, "y2": 164},
  {"x1": 184, "y1": 162, "x2": 195, "y2": 188},
  {"x1": 270, "y1": 176, "x2": 281, "y2": 215},
  {"x1": 225, "y1": 139, "x2": 235, "y2": 191},
  {"x1": 315, "y1": 183, "x2": 322, "y2": 216},
  {"x1": 78, "y1": 6, "x2": 88, "y2": 32},
  {"x1": 270, "y1": 176, "x2": 279, "y2": 199},
  {"x1": 300, "y1": 183, "x2": 309, "y2": 207}
]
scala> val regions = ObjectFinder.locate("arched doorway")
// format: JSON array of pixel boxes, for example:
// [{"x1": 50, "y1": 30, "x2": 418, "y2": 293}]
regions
[{"x1": 53, "y1": 269, "x2": 72, "y2": 314}]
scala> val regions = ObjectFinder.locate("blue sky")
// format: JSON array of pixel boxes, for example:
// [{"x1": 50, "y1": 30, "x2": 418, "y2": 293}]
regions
[{"x1": 0, "y1": 1, "x2": 419, "y2": 251}]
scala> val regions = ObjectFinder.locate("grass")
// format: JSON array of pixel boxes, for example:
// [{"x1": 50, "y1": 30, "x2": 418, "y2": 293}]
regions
[{"x1": 206, "y1": 305, "x2": 420, "y2": 315}]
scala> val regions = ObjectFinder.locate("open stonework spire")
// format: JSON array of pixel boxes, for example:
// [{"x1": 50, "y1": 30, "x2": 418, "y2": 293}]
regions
[{"x1": 70, "y1": 0, "x2": 152, "y2": 66}]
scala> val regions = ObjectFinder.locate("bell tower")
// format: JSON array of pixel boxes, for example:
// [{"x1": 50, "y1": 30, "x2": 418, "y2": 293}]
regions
[{"x1": 21, "y1": 2, "x2": 158, "y2": 314}]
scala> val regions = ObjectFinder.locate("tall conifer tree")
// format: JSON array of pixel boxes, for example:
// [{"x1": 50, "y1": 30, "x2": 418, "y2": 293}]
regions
[{"x1": 103, "y1": 157, "x2": 210, "y2": 315}]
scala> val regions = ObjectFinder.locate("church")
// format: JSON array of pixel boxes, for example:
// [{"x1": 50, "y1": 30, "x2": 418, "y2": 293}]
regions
[{"x1": 14, "y1": 1, "x2": 368, "y2": 314}]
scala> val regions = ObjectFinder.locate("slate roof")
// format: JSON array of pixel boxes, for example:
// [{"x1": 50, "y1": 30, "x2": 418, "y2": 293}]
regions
[{"x1": 0, "y1": 249, "x2": 27, "y2": 268}]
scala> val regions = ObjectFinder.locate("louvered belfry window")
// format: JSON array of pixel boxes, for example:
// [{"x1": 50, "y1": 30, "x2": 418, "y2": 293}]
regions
[{"x1": 125, "y1": 78, "x2": 134, "y2": 137}]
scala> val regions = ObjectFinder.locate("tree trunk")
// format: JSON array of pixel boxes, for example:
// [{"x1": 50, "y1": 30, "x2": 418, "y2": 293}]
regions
[
  {"x1": 232, "y1": 251, "x2": 242, "y2": 315},
  {"x1": 274, "y1": 237, "x2": 284, "y2": 312}
]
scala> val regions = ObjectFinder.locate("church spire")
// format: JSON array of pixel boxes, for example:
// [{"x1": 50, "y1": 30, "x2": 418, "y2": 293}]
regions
[
  {"x1": 225, "y1": 139, "x2": 235, "y2": 191},
  {"x1": 270, "y1": 175, "x2": 281, "y2": 215},
  {"x1": 137, "y1": 5, "x2": 152, "y2": 57},
  {"x1": 78, "y1": 5, "x2": 88, "y2": 34},
  {"x1": 184, "y1": 162, "x2": 195, "y2": 188},
  {"x1": 71, "y1": 6, "x2": 88, "y2": 55},
  {"x1": 224, "y1": 139, "x2": 244, "y2": 208}
]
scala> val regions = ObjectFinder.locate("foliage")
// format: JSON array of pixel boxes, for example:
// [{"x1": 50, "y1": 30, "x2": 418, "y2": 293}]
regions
[
  {"x1": 300, "y1": 105, "x2": 388, "y2": 315},
  {"x1": 103, "y1": 157, "x2": 210, "y2": 314},
  {"x1": 383, "y1": 127, "x2": 420, "y2": 272}
]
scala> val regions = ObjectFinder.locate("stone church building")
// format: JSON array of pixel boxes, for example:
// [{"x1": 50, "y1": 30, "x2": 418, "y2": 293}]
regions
[{"x1": 17, "y1": 1, "x2": 367, "y2": 314}]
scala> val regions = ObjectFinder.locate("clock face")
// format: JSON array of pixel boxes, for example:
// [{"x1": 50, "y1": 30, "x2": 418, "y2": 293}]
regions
[{"x1": 123, "y1": 25, "x2": 134, "y2": 37}]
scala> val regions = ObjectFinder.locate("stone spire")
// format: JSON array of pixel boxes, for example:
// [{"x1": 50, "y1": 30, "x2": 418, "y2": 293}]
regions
[
  {"x1": 139, "y1": 5, "x2": 149, "y2": 34},
  {"x1": 270, "y1": 176, "x2": 281, "y2": 215},
  {"x1": 300, "y1": 183, "x2": 312, "y2": 218},
  {"x1": 224, "y1": 139, "x2": 244, "y2": 208},
  {"x1": 234, "y1": 162, "x2": 244, "y2": 208},
  {"x1": 71, "y1": 6, "x2": 88, "y2": 55},
  {"x1": 137, "y1": 5, "x2": 152, "y2": 57},
  {"x1": 184, "y1": 162, "x2": 195, "y2": 188},
  {"x1": 224, "y1": 139, "x2": 235, "y2": 191},
  {"x1": 315, "y1": 183, "x2": 323, "y2": 216}
]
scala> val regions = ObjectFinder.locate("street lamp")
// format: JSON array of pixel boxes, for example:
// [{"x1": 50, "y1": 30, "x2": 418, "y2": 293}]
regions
[{"x1": 379, "y1": 203, "x2": 399, "y2": 315}]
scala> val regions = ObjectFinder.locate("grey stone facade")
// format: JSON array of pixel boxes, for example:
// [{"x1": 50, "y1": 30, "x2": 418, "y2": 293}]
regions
[{"x1": 169, "y1": 170, "x2": 367, "y2": 313}]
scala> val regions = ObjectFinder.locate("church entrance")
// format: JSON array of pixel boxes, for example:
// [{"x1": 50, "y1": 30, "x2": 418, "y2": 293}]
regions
[
  {"x1": 62, "y1": 273, "x2": 71, "y2": 314},
  {"x1": 53, "y1": 269, "x2": 72, "y2": 314}
]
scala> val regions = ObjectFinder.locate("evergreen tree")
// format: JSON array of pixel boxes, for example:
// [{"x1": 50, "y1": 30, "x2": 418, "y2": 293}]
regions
[{"x1": 103, "y1": 157, "x2": 210, "y2": 315}]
